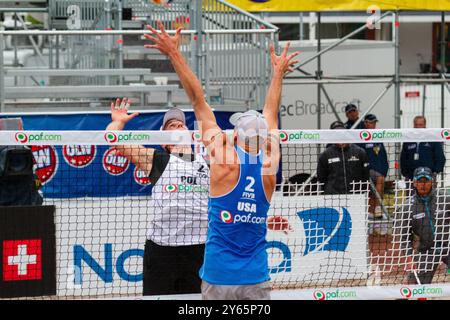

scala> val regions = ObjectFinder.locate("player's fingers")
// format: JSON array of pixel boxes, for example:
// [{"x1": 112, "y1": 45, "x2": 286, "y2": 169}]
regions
[
  {"x1": 129, "y1": 112, "x2": 139, "y2": 120},
  {"x1": 115, "y1": 98, "x2": 121, "y2": 109},
  {"x1": 157, "y1": 20, "x2": 167, "y2": 34},
  {"x1": 146, "y1": 24, "x2": 158, "y2": 35},
  {"x1": 282, "y1": 41, "x2": 291, "y2": 56},
  {"x1": 269, "y1": 43, "x2": 275, "y2": 55},
  {"x1": 144, "y1": 44, "x2": 158, "y2": 49},
  {"x1": 287, "y1": 62, "x2": 299, "y2": 72},
  {"x1": 269, "y1": 44, "x2": 276, "y2": 64},
  {"x1": 287, "y1": 51, "x2": 300, "y2": 61},
  {"x1": 143, "y1": 34, "x2": 157, "y2": 42},
  {"x1": 120, "y1": 97, "x2": 127, "y2": 109}
]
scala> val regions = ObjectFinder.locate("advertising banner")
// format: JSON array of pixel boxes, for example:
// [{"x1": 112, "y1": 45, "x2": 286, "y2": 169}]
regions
[
  {"x1": 0, "y1": 112, "x2": 235, "y2": 198},
  {"x1": 227, "y1": 0, "x2": 450, "y2": 12},
  {"x1": 52, "y1": 194, "x2": 368, "y2": 297},
  {"x1": 267, "y1": 195, "x2": 368, "y2": 284}
]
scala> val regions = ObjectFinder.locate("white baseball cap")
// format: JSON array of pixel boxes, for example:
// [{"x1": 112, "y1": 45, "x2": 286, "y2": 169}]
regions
[
  {"x1": 161, "y1": 108, "x2": 186, "y2": 130},
  {"x1": 229, "y1": 110, "x2": 268, "y2": 142}
]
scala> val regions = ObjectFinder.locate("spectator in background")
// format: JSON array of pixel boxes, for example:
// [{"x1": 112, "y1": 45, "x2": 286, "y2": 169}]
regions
[
  {"x1": 361, "y1": 114, "x2": 389, "y2": 217},
  {"x1": 317, "y1": 121, "x2": 370, "y2": 194},
  {"x1": 392, "y1": 167, "x2": 450, "y2": 284},
  {"x1": 400, "y1": 116, "x2": 446, "y2": 181},
  {"x1": 344, "y1": 103, "x2": 365, "y2": 129}
]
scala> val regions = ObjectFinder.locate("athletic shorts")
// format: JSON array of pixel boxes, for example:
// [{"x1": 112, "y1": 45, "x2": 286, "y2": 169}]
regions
[
  {"x1": 201, "y1": 280, "x2": 271, "y2": 300},
  {"x1": 143, "y1": 239, "x2": 205, "y2": 296},
  {"x1": 370, "y1": 169, "x2": 384, "y2": 183}
]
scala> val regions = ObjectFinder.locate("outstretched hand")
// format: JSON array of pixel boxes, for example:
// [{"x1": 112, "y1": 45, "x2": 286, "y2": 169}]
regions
[
  {"x1": 270, "y1": 42, "x2": 300, "y2": 76},
  {"x1": 144, "y1": 20, "x2": 182, "y2": 56},
  {"x1": 110, "y1": 97, "x2": 139, "y2": 125}
]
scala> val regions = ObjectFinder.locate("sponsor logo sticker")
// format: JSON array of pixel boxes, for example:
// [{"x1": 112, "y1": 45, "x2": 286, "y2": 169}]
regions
[
  {"x1": 220, "y1": 210, "x2": 233, "y2": 223},
  {"x1": 63, "y1": 145, "x2": 96, "y2": 168},
  {"x1": 31, "y1": 145, "x2": 58, "y2": 184},
  {"x1": 102, "y1": 148, "x2": 130, "y2": 176}
]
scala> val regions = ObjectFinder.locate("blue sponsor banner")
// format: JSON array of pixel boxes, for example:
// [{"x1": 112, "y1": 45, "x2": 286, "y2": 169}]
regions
[
  {"x1": 2, "y1": 111, "x2": 282, "y2": 198},
  {"x1": 2, "y1": 111, "x2": 285, "y2": 198}
]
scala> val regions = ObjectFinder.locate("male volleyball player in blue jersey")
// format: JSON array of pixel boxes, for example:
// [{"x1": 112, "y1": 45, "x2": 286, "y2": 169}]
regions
[{"x1": 145, "y1": 21, "x2": 299, "y2": 299}]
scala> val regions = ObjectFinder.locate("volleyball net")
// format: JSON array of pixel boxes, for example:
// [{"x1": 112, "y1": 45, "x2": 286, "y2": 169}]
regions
[{"x1": 0, "y1": 128, "x2": 449, "y2": 299}]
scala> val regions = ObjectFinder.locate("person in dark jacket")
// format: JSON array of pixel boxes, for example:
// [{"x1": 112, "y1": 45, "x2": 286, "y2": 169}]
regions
[
  {"x1": 361, "y1": 114, "x2": 389, "y2": 217},
  {"x1": 400, "y1": 116, "x2": 446, "y2": 180},
  {"x1": 317, "y1": 121, "x2": 370, "y2": 194},
  {"x1": 0, "y1": 118, "x2": 43, "y2": 206},
  {"x1": 393, "y1": 167, "x2": 450, "y2": 284},
  {"x1": 344, "y1": 103, "x2": 365, "y2": 129}
]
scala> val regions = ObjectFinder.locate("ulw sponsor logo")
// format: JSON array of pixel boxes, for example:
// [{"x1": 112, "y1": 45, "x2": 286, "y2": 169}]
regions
[
  {"x1": 359, "y1": 130, "x2": 402, "y2": 141},
  {"x1": 102, "y1": 148, "x2": 129, "y2": 176},
  {"x1": 134, "y1": 167, "x2": 151, "y2": 186},
  {"x1": 32, "y1": 145, "x2": 58, "y2": 184},
  {"x1": 279, "y1": 130, "x2": 320, "y2": 142},
  {"x1": 63, "y1": 145, "x2": 96, "y2": 168},
  {"x1": 313, "y1": 289, "x2": 357, "y2": 300},
  {"x1": 400, "y1": 286, "x2": 443, "y2": 298}
]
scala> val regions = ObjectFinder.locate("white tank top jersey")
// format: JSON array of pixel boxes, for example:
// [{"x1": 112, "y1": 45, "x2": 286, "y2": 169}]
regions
[{"x1": 147, "y1": 152, "x2": 209, "y2": 246}]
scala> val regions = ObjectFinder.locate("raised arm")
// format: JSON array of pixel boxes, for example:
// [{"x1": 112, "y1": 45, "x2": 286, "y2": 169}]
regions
[
  {"x1": 106, "y1": 98, "x2": 155, "y2": 174},
  {"x1": 144, "y1": 21, "x2": 221, "y2": 146},
  {"x1": 263, "y1": 42, "x2": 299, "y2": 130},
  {"x1": 262, "y1": 42, "x2": 299, "y2": 174}
]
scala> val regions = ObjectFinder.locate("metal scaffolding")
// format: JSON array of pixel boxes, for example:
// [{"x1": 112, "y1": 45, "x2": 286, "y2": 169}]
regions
[
  {"x1": 287, "y1": 10, "x2": 449, "y2": 129},
  {"x1": 0, "y1": 0, "x2": 278, "y2": 111},
  {"x1": 0, "y1": 3, "x2": 449, "y2": 123}
]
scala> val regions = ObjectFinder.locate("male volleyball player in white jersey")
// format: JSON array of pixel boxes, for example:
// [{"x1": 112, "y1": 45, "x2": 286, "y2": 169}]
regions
[
  {"x1": 106, "y1": 98, "x2": 209, "y2": 295},
  {"x1": 144, "y1": 21, "x2": 299, "y2": 299}
]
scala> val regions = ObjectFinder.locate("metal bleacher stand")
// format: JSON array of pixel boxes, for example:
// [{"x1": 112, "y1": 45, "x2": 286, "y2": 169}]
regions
[
  {"x1": 0, "y1": 0, "x2": 278, "y2": 112},
  {"x1": 3, "y1": 65, "x2": 178, "y2": 107}
]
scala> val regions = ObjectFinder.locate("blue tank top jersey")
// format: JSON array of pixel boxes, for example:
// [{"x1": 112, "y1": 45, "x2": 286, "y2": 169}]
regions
[{"x1": 199, "y1": 145, "x2": 271, "y2": 285}]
